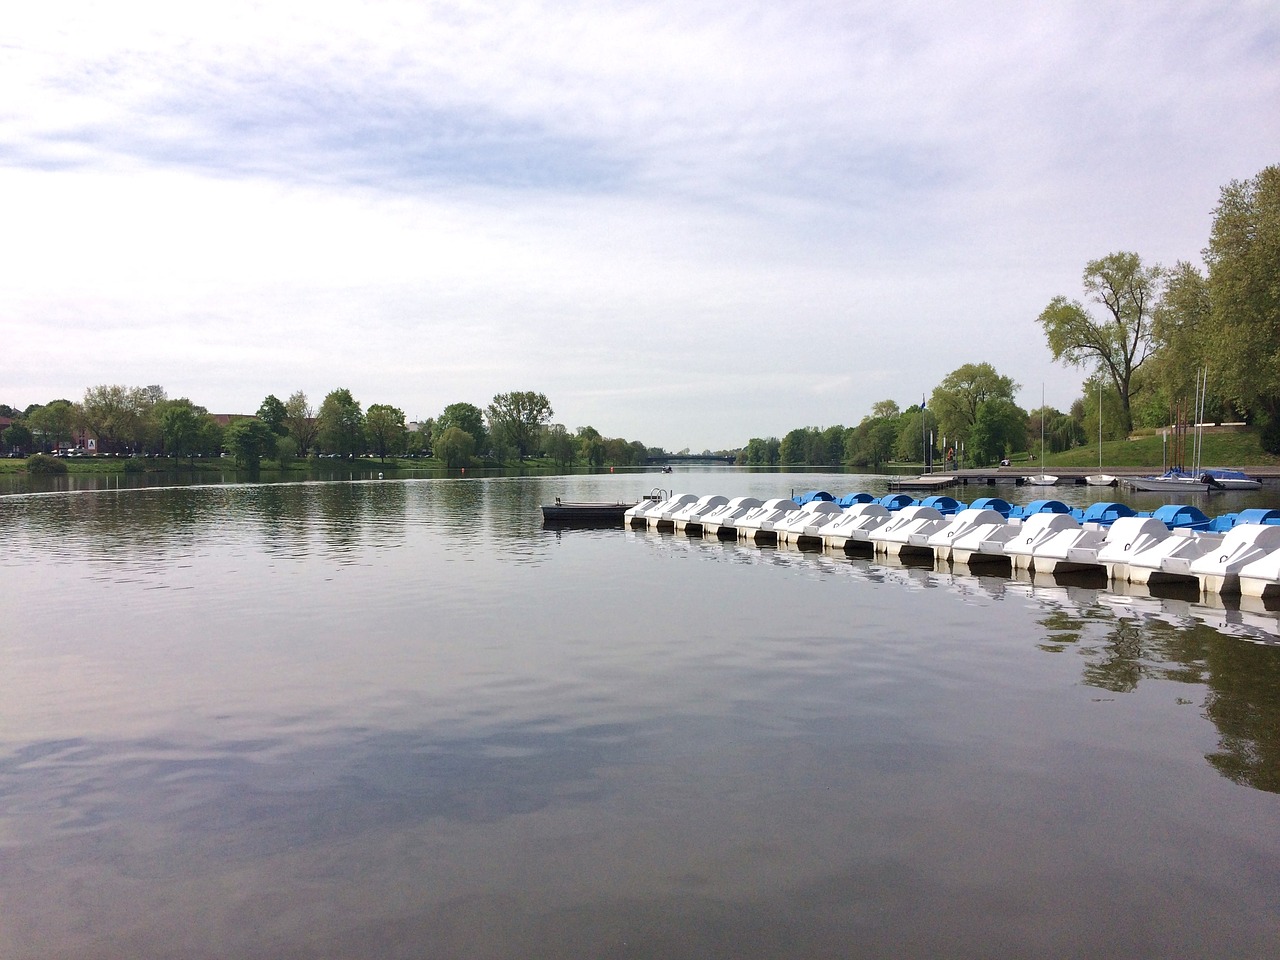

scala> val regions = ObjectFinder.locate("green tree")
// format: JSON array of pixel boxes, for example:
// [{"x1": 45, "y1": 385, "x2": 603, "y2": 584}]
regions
[
  {"x1": 869, "y1": 398, "x2": 901, "y2": 419},
  {"x1": 257, "y1": 395, "x2": 289, "y2": 435},
  {"x1": 364, "y1": 404, "x2": 407, "y2": 462},
  {"x1": 779, "y1": 427, "x2": 811, "y2": 464},
  {"x1": 967, "y1": 397, "x2": 1028, "y2": 465},
  {"x1": 1204, "y1": 165, "x2": 1280, "y2": 446},
  {"x1": 929, "y1": 363, "x2": 1020, "y2": 449},
  {"x1": 546, "y1": 424, "x2": 577, "y2": 469},
  {"x1": 26, "y1": 400, "x2": 75, "y2": 452},
  {"x1": 1037, "y1": 252, "x2": 1163, "y2": 432},
  {"x1": 486, "y1": 391, "x2": 553, "y2": 460},
  {"x1": 410, "y1": 419, "x2": 433, "y2": 455},
  {"x1": 1078, "y1": 375, "x2": 1128, "y2": 445},
  {"x1": 274, "y1": 434, "x2": 298, "y2": 467},
  {"x1": 223, "y1": 418, "x2": 278, "y2": 469},
  {"x1": 77, "y1": 384, "x2": 157, "y2": 454},
  {"x1": 845, "y1": 414, "x2": 898, "y2": 469},
  {"x1": 3, "y1": 421, "x2": 32, "y2": 455},
  {"x1": 283, "y1": 391, "x2": 320, "y2": 456},
  {"x1": 742, "y1": 437, "x2": 780, "y2": 465},
  {"x1": 894, "y1": 404, "x2": 937, "y2": 463},
  {"x1": 436, "y1": 403, "x2": 488, "y2": 455},
  {"x1": 434, "y1": 426, "x2": 475, "y2": 467},
  {"x1": 603, "y1": 436, "x2": 635, "y2": 465},
  {"x1": 317, "y1": 388, "x2": 365, "y2": 457},
  {"x1": 1153, "y1": 263, "x2": 1212, "y2": 390},
  {"x1": 196, "y1": 416, "x2": 224, "y2": 458},
  {"x1": 156, "y1": 398, "x2": 208, "y2": 460},
  {"x1": 576, "y1": 425, "x2": 606, "y2": 467}
]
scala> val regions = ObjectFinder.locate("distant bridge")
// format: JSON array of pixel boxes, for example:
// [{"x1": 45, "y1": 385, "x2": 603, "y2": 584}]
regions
[{"x1": 646, "y1": 454, "x2": 737, "y2": 464}]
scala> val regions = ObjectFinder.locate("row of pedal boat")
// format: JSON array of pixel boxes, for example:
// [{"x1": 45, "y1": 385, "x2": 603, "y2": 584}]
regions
[{"x1": 624, "y1": 491, "x2": 1280, "y2": 600}]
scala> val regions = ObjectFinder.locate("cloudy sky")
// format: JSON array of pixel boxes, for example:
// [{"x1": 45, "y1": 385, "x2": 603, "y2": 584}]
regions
[{"x1": 4, "y1": 2, "x2": 1277, "y2": 451}]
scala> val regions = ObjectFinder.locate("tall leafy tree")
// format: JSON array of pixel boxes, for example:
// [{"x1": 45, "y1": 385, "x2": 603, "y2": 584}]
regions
[
  {"x1": 1204, "y1": 165, "x2": 1280, "y2": 445},
  {"x1": 77, "y1": 384, "x2": 159, "y2": 454},
  {"x1": 485, "y1": 391, "x2": 552, "y2": 460},
  {"x1": 1037, "y1": 252, "x2": 1163, "y2": 432},
  {"x1": 742, "y1": 437, "x2": 780, "y2": 465},
  {"x1": 223, "y1": 418, "x2": 278, "y2": 469},
  {"x1": 779, "y1": 427, "x2": 811, "y2": 464},
  {"x1": 317, "y1": 388, "x2": 365, "y2": 457},
  {"x1": 929, "y1": 363, "x2": 1019, "y2": 449},
  {"x1": 2, "y1": 421, "x2": 32, "y2": 455},
  {"x1": 545, "y1": 424, "x2": 577, "y2": 469},
  {"x1": 1148, "y1": 261, "x2": 1214, "y2": 423},
  {"x1": 967, "y1": 397, "x2": 1028, "y2": 465},
  {"x1": 894, "y1": 403, "x2": 937, "y2": 463},
  {"x1": 434, "y1": 426, "x2": 475, "y2": 468},
  {"x1": 365, "y1": 404, "x2": 408, "y2": 462},
  {"x1": 156, "y1": 398, "x2": 208, "y2": 460},
  {"x1": 436, "y1": 403, "x2": 488, "y2": 454},
  {"x1": 26, "y1": 400, "x2": 75, "y2": 452},
  {"x1": 283, "y1": 391, "x2": 320, "y2": 456},
  {"x1": 576, "y1": 425, "x2": 606, "y2": 467},
  {"x1": 845, "y1": 413, "x2": 898, "y2": 469},
  {"x1": 257, "y1": 395, "x2": 289, "y2": 435}
]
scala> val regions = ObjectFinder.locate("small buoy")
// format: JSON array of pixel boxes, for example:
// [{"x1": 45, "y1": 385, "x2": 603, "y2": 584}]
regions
[
  {"x1": 378, "y1": 472, "x2": 384, "y2": 479},
  {"x1": 610, "y1": 466, "x2": 614, "y2": 473}
]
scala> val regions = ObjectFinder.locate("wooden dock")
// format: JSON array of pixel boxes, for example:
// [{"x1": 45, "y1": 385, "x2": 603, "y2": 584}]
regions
[{"x1": 890, "y1": 467, "x2": 1280, "y2": 491}]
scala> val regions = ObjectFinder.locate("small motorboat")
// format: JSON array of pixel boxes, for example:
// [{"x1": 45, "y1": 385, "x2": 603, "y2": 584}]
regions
[
  {"x1": 1124, "y1": 471, "x2": 1213, "y2": 493},
  {"x1": 546, "y1": 489, "x2": 667, "y2": 527},
  {"x1": 541, "y1": 499, "x2": 638, "y2": 526},
  {"x1": 1202, "y1": 469, "x2": 1262, "y2": 490}
]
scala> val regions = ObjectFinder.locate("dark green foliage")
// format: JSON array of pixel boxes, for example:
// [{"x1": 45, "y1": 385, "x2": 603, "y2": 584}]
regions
[
  {"x1": 26, "y1": 453, "x2": 67, "y2": 474},
  {"x1": 434, "y1": 426, "x2": 475, "y2": 467},
  {"x1": 223, "y1": 418, "x2": 279, "y2": 469},
  {"x1": 257, "y1": 395, "x2": 289, "y2": 435},
  {"x1": 1261, "y1": 416, "x2": 1280, "y2": 456}
]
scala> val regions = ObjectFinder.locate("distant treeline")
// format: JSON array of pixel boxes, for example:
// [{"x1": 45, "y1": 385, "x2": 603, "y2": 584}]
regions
[{"x1": 0, "y1": 387, "x2": 661, "y2": 470}]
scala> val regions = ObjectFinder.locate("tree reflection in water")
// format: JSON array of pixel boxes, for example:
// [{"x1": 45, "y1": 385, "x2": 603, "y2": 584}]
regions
[{"x1": 1031, "y1": 583, "x2": 1280, "y2": 794}]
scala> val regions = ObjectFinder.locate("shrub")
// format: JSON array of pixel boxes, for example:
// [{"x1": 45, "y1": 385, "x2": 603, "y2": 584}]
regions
[
  {"x1": 123, "y1": 457, "x2": 146, "y2": 473},
  {"x1": 1262, "y1": 416, "x2": 1280, "y2": 456},
  {"x1": 26, "y1": 454, "x2": 67, "y2": 475}
]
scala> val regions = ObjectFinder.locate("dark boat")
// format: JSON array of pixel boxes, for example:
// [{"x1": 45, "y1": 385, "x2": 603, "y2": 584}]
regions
[{"x1": 540, "y1": 498, "x2": 636, "y2": 527}]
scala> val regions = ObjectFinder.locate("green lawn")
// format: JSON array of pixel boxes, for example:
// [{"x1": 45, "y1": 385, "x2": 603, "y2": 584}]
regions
[{"x1": 1033, "y1": 429, "x2": 1279, "y2": 470}]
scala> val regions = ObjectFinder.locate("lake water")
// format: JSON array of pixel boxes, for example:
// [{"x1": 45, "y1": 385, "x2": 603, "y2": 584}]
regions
[{"x1": 2, "y1": 471, "x2": 1279, "y2": 959}]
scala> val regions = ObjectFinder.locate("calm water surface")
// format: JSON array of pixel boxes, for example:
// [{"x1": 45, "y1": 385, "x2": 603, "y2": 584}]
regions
[{"x1": 2, "y1": 472, "x2": 1279, "y2": 959}]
